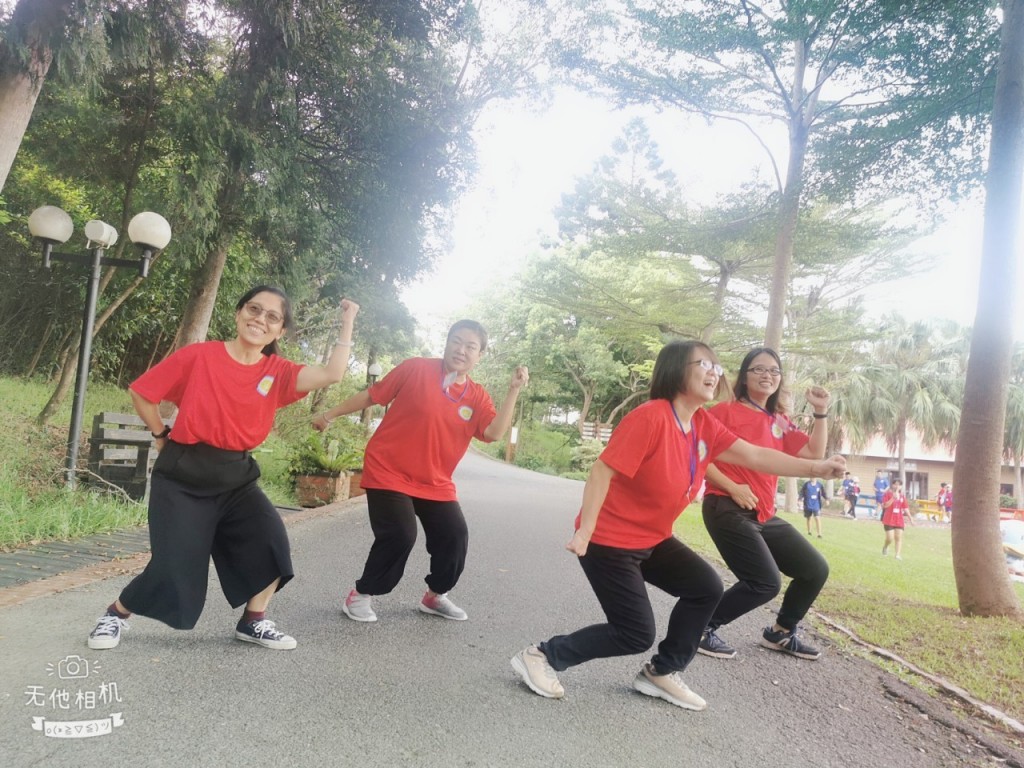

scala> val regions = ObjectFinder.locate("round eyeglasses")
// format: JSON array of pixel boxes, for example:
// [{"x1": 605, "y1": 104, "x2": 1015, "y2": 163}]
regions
[
  {"x1": 242, "y1": 302, "x2": 284, "y2": 326},
  {"x1": 689, "y1": 359, "x2": 724, "y2": 376},
  {"x1": 748, "y1": 365, "x2": 782, "y2": 377}
]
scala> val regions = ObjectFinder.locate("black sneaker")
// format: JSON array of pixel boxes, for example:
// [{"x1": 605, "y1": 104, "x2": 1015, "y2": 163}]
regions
[
  {"x1": 234, "y1": 618, "x2": 297, "y2": 650},
  {"x1": 759, "y1": 626, "x2": 820, "y2": 660},
  {"x1": 697, "y1": 628, "x2": 737, "y2": 659},
  {"x1": 88, "y1": 613, "x2": 129, "y2": 650}
]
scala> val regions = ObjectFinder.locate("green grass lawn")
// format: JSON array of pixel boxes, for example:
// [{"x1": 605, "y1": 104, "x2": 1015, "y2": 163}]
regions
[{"x1": 676, "y1": 506, "x2": 1024, "y2": 730}]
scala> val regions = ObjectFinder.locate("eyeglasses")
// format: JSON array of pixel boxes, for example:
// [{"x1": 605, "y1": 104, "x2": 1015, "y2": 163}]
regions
[
  {"x1": 748, "y1": 365, "x2": 782, "y2": 377},
  {"x1": 689, "y1": 359, "x2": 724, "y2": 376},
  {"x1": 242, "y1": 302, "x2": 284, "y2": 326}
]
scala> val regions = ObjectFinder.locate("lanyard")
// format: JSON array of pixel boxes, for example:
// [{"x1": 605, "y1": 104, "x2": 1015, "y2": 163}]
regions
[
  {"x1": 440, "y1": 364, "x2": 468, "y2": 404},
  {"x1": 669, "y1": 402, "x2": 699, "y2": 494},
  {"x1": 744, "y1": 398, "x2": 774, "y2": 420}
]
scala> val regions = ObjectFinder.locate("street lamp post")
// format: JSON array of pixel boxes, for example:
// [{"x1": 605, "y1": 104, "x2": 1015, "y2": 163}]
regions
[
  {"x1": 28, "y1": 206, "x2": 172, "y2": 488},
  {"x1": 361, "y1": 361, "x2": 383, "y2": 428}
]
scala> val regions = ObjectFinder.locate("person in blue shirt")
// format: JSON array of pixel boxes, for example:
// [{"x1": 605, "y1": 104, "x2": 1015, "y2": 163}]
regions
[
  {"x1": 873, "y1": 470, "x2": 891, "y2": 519},
  {"x1": 801, "y1": 477, "x2": 824, "y2": 537},
  {"x1": 840, "y1": 472, "x2": 855, "y2": 518}
]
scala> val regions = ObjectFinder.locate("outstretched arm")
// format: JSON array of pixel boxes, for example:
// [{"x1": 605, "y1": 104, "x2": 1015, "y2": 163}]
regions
[
  {"x1": 718, "y1": 438, "x2": 845, "y2": 481},
  {"x1": 296, "y1": 298, "x2": 360, "y2": 393},
  {"x1": 482, "y1": 366, "x2": 530, "y2": 442},
  {"x1": 312, "y1": 389, "x2": 374, "y2": 432}
]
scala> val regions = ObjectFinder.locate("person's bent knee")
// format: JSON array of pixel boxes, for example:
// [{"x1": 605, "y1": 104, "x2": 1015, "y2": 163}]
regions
[{"x1": 615, "y1": 624, "x2": 657, "y2": 655}]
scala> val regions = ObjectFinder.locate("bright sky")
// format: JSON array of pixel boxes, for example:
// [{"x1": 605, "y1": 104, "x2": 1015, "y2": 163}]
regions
[{"x1": 401, "y1": 89, "x2": 1024, "y2": 346}]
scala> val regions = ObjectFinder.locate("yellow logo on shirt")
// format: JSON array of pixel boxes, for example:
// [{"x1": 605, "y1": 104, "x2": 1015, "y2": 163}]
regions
[
  {"x1": 458, "y1": 405, "x2": 474, "y2": 421},
  {"x1": 771, "y1": 421, "x2": 784, "y2": 439},
  {"x1": 698, "y1": 440, "x2": 707, "y2": 461},
  {"x1": 256, "y1": 375, "x2": 275, "y2": 397}
]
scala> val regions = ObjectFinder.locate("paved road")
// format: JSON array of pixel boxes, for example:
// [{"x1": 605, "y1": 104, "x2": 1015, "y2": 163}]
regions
[{"x1": 1, "y1": 452, "x2": 1019, "y2": 767}]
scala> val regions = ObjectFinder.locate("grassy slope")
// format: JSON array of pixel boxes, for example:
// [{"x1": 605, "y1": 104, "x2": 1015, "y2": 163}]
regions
[{"x1": 675, "y1": 507, "x2": 1024, "y2": 729}]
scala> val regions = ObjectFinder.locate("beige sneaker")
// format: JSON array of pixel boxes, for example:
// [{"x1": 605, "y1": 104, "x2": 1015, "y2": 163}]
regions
[
  {"x1": 632, "y1": 662, "x2": 706, "y2": 711},
  {"x1": 511, "y1": 645, "x2": 565, "y2": 699}
]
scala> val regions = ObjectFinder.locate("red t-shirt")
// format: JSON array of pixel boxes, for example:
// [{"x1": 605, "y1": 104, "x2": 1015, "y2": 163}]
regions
[
  {"x1": 130, "y1": 341, "x2": 305, "y2": 451},
  {"x1": 704, "y1": 400, "x2": 810, "y2": 523},
  {"x1": 582, "y1": 400, "x2": 738, "y2": 549},
  {"x1": 881, "y1": 489, "x2": 909, "y2": 528},
  {"x1": 361, "y1": 357, "x2": 497, "y2": 501}
]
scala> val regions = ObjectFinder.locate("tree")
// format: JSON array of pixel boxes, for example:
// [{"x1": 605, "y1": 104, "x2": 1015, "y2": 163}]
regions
[
  {"x1": 839, "y1": 317, "x2": 962, "y2": 486},
  {"x1": 559, "y1": 0, "x2": 1000, "y2": 351},
  {"x1": 952, "y1": 0, "x2": 1024, "y2": 619}
]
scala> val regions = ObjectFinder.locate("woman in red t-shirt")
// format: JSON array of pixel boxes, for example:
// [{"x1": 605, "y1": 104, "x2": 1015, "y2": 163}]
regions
[
  {"x1": 698, "y1": 347, "x2": 831, "y2": 663},
  {"x1": 316, "y1": 320, "x2": 529, "y2": 623},
  {"x1": 881, "y1": 478, "x2": 913, "y2": 558},
  {"x1": 87, "y1": 287, "x2": 359, "y2": 652},
  {"x1": 511, "y1": 340, "x2": 846, "y2": 710}
]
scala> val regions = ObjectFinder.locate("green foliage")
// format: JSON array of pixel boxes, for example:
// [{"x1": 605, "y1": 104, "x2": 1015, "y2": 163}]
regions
[
  {"x1": 287, "y1": 432, "x2": 364, "y2": 477},
  {"x1": 570, "y1": 439, "x2": 604, "y2": 474}
]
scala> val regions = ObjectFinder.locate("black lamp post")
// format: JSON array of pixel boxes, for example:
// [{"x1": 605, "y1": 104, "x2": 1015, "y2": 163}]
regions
[{"x1": 28, "y1": 206, "x2": 172, "y2": 488}]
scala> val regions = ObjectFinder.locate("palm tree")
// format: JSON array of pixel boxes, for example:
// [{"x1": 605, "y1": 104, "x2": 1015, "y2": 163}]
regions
[{"x1": 834, "y1": 316, "x2": 963, "y2": 486}]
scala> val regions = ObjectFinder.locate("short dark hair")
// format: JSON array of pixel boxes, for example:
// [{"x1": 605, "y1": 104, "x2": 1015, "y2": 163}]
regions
[
  {"x1": 446, "y1": 320, "x2": 488, "y2": 353},
  {"x1": 650, "y1": 340, "x2": 725, "y2": 401},
  {"x1": 732, "y1": 347, "x2": 783, "y2": 414},
  {"x1": 235, "y1": 285, "x2": 292, "y2": 356}
]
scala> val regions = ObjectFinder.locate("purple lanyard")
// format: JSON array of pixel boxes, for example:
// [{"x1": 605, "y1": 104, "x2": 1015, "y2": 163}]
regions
[
  {"x1": 669, "y1": 402, "x2": 699, "y2": 494},
  {"x1": 744, "y1": 398, "x2": 781, "y2": 435},
  {"x1": 440, "y1": 364, "x2": 469, "y2": 405}
]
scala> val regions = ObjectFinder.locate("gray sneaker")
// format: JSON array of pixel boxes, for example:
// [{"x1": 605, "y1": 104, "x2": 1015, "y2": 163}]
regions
[
  {"x1": 632, "y1": 662, "x2": 707, "y2": 711},
  {"x1": 88, "y1": 613, "x2": 128, "y2": 650},
  {"x1": 697, "y1": 628, "x2": 737, "y2": 659},
  {"x1": 511, "y1": 645, "x2": 565, "y2": 699},
  {"x1": 418, "y1": 591, "x2": 467, "y2": 621},
  {"x1": 760, "y1": 625, "x2": 820, "y2": 660},
  {"x1": 342, "y1": 589, "x2": 377, "y2": 622}
]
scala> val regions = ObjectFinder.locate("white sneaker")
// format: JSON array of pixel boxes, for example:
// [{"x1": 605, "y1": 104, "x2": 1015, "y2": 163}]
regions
[
  {"x1": 418, "y1": 591, "x2": 467, "y2": 621},
  {"x1": 342, "y1": 589, "x2": 377, "y2": 622},
  {"x1": 632, "y1": 662, "x2": 706, "y2": 711},
  {"x1": 511, "y1": 645, "x2": 564, "y2": 699}
]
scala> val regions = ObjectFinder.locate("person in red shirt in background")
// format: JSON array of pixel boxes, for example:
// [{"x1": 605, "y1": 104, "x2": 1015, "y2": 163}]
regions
[
  {"x1": 315, "y1": 320, "x2": 528, "y2": 623},
  {"x1": 511, "y1": 341, "x2": 845, "y2": 711},
  {"x1": 88, "y1": 288, "x2": 360, "y2": 652},
  {"x1": 881, "y1": 478, "x2": 914, "y2": 559},
  {"x1": 697, "y1": 347, "x2": 831, "y2": 662}
]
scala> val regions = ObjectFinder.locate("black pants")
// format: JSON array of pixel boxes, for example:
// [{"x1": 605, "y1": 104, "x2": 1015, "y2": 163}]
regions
[
  {"x1": 539, "y1": 538, "x2": 723, "y2": 676},
  {"x1": 119, "y1": 460, "x2": 293, "y2": 630},
  {"x1": 702, "y1": 494, "x2": 829, "y2": 632},
  {"x1": 354, "y1": 489, "x2": 468, "y2": 596}
]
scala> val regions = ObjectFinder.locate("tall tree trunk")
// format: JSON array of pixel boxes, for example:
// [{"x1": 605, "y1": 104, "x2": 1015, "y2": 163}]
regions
[
  {"x1": 952, "y1": 0, "x2": 1024, "y2": 619},
  {"x1": 0, "y1": 0, "x2": 73, "y2": 192},
  {"x1": 175, "y1": 240, "x2": 232, "y2": 349},
  {"x1": 37, "y1": 329, "x2": 80, "y2": 424},
  {"x1": 897, "y1": 424, "x2": 907, "y2": 487},
  {"x1": 23, "y1": 315, "x2": 55, "y2": 378}
]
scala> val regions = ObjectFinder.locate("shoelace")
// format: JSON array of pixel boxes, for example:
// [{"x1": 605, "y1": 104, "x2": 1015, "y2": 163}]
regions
[
  {"x1": 528, "y1": 650, "x2": 559, "y2": 681},
  {"x1": 249, "y1": 619, "x2": 281, "y2": 638},
  {"x1": 92, "y1": 615, "x2": 127, "y2": 635}
]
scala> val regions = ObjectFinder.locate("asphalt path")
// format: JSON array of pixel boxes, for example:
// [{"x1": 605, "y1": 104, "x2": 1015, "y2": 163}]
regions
[{"x1": 0, "y1": 452, "x2": 1019, "y2": 767}]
